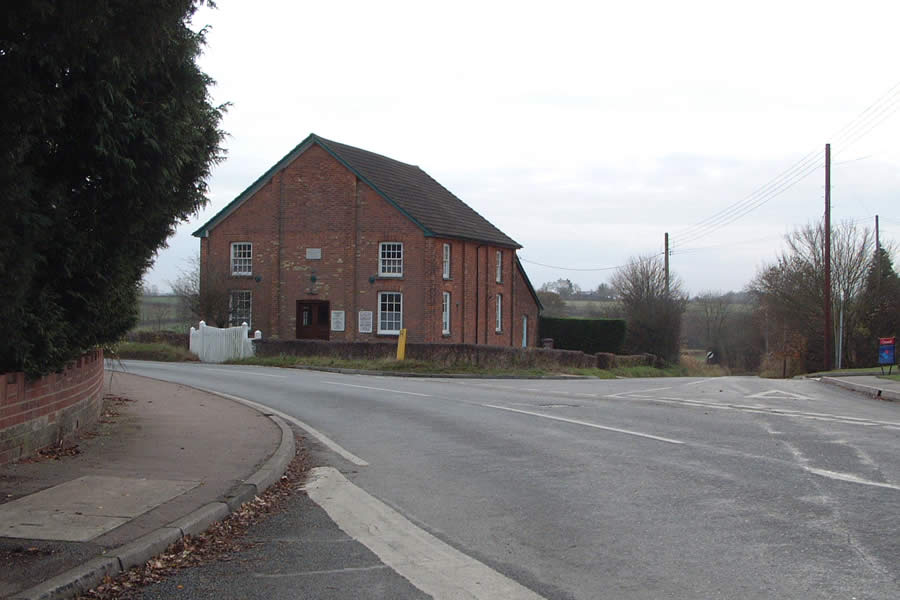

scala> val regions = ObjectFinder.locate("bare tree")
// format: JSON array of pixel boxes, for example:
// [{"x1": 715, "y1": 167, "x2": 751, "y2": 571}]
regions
[
  {"x1": 169, "y1": 254, "x2": 231, "y2": 328},
  {"x1": 695, "y1": 291, "x2": 731, "y2": 352},
  {"x1": 536, "y1": 291, "x2": 567, "y2": 317},
  {"x1": 146, "y1": 302, "x2": 172, "y2": 331},
  {"x1": 539, "y1": 278, "x2": 581, "y2": 299},
  {"x1": 611, "y1": 255, "x2": 687, "y2": 363},
  {"x1": 751, "y1": 219, "x2": 874, "y2": 371}
]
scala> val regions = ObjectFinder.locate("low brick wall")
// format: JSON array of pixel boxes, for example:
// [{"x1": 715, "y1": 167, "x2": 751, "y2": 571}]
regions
[
  {"x1": 597, "y1": 352, "x2": 663, "y2": 369},
  {"x1": 0, "y1": 349, "x2": 104, "y2": 464},
  {"x1": 253, "y1": 339, "x2": 639, "y2": 370}
]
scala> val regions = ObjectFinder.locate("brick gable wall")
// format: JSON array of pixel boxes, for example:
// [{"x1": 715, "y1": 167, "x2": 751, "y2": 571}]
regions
[{"x1": 201, "y1": 145, "x2": 540, "y2": 346}]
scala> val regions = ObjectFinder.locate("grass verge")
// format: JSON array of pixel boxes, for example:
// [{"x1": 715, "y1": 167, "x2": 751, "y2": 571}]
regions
[
  {"x1": 112, "y1": 342, "x2": 198, "y2": 362},
  {"x1": 879, "y1": 374, "x2": 900, "y2": 382},
  {"x1": 228, "y1": 354, "x2": 726, "y2": 378},
  {"x1": 805, "y1": 366, "x2": 888, "y2": 377}
]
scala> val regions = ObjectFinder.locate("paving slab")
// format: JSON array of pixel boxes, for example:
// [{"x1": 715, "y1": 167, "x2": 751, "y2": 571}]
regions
[
  {"x1": 0, "y1": 476, "x2": 199, "y2": 541},
  {"x1": 0, "y1": 371, "x2": 283, "y2": 598}
]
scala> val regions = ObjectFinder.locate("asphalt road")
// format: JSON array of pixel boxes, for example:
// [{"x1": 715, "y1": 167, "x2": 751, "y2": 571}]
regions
[{"x1": 116, "y1": 362, "x2": 900, "y2": 599}]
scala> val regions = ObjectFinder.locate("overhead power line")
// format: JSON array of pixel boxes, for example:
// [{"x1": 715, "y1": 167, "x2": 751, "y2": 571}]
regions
[
  {"x1": 670, "y1": 215, "x2": 879, "y2": 257},
  {"x1": 519, "y1": 252, "x2": 664, "y2": 272},
  {"x1": 670, "y1": 81, "x2": 900, "y2": 249}
]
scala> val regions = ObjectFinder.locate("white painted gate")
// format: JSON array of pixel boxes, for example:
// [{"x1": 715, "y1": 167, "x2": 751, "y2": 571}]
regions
[{"x1": 189, "y1": 321, "x2": 261, "y2": 363}]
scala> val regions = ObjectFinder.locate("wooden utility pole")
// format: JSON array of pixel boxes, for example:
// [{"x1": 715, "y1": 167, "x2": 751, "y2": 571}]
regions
[
  {"x1": 664, "y1": 232, "x2": 670, "y2": 296},
  {"x1": 824, "y1": 143, "x2": 833, "y2": 371}
]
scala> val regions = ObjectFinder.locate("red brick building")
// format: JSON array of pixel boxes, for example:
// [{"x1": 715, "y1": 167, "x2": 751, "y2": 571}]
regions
[{"x1": 193, "y1": 134, "x2": 542, "y2": 346}]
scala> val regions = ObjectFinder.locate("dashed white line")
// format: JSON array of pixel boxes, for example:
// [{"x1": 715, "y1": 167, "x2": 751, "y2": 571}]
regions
[
  {"x1": 606, "y1": 386, "x2": 672, "y2": 398},
  {"x1": 199, "y1": 367, "x2": 288, "y2": 378},
  {"x1": 483, "y1": 404, "x2": 684, "y2": 445},
  {"x1": 683, "y1": 379, "x2": 710, "y2": 386},
  {"x1": 323, "y1": 381, "x2": 432, "y2": 397}
]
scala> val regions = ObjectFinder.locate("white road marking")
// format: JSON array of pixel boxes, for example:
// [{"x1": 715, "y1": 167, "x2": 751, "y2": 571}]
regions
[
  {"x1": 254, "y1": 565, "x2": 390, "y2": 578},
  {"x1": 202, "y1": 367, "x2": 287, "y2": 378},
  {"x1": 483, "y1": 404, "x2": 684, "y2": 445},
  {"x1": 805, "y1": 467, "x2": 900, "y2": 491},
  {"x1": 193, "y1": 387, "x2": 369, "y2": 466},
  {"x1": 622, "y1": 393, "x2": 900, "y2": 429},
  {"x1": 606, "y1": 386, "x2": 672, "y2": 398},
  {"x1": 323, "y1": 381, "x2": 432, "y2": 397},
  {"x1": 747, "y1": 389, "x2": 813, "y2": 400},
  {"x1": 683, "y1": 379, "x2": 710, "y2": 386},
  {"x1": 303, "y1": 467, "x2": 547, "y2": 600}
]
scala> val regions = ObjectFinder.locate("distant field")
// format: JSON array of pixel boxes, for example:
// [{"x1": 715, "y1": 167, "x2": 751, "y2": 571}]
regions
[
  {"x1": 565, "y1": 299, "x2": 753, "y2": 313},
  {"x1": 140, "y1": 295, "x2": 181, "y2": 306},
  {"x1": 136, "y1": 294, "x2": 192, "y2": 332}
]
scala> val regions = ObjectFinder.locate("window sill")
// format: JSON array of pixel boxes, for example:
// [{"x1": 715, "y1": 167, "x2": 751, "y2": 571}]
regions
[
  {"x1": 376, "y1": 276, "x2": 404, "y2": 281},
  {"x1": 376, "y1": 331, "x2": 400, "y2": 336}
]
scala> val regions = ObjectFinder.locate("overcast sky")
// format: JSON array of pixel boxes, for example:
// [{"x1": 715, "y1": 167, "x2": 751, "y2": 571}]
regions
[{"x1": 144, "y1": 0, "x2": 900, "y2": 296}]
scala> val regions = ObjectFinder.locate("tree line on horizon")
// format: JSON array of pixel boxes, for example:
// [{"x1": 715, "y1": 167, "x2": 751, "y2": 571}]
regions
[{"x1": 537, "y1": 220, "x2": 899, "y2": 375}]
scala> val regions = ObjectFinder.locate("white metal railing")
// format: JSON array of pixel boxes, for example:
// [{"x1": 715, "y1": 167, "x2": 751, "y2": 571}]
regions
[{"x1": 189, "y1": 321, "x2": 262, "y2": 363}]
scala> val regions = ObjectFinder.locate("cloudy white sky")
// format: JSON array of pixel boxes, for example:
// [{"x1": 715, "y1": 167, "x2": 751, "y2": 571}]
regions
[{"x1": 145, "y1": 0, "x2": 900, "y2": 295}]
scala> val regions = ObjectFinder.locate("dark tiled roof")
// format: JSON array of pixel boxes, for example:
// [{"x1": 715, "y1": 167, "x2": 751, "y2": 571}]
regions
[
  {"x1": 316, "y1": 136, "x2": 519, "y2": 248},
  {"x1": 194, "y1": 134, "x2": 520, "y2": 248}
]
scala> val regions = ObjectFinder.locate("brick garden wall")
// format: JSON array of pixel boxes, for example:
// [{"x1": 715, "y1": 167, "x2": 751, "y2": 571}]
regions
[
  {"x1": 0, "y1": 350, "x2": 104, "y2": 464},
  {"x1": 253, "y1": 339, "x2": 659, "y2": 371}
]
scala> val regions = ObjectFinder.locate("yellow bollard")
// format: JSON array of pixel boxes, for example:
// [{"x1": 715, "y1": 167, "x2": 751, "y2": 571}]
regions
[{"x1": 396, "y1": 328, "x2": 408, "y2": 361}]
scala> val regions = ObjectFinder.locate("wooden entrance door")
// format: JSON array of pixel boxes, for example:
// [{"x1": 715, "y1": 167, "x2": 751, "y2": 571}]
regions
[{"x1": 296, "y1": 300, "x2": 330, "y2": 340}]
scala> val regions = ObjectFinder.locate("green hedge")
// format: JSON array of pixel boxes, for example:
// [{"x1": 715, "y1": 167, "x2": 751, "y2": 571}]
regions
[{"x1": 539, "y1": 317, "x2": 626, "y2": 355}]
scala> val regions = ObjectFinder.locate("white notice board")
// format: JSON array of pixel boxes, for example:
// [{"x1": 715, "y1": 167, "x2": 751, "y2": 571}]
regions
[
  {"x1": 331, "y1": 310, "x2": 345, "y2": 332},
  {"x1": 358, "y1": 311, "x2": 373, "y2": 333}
]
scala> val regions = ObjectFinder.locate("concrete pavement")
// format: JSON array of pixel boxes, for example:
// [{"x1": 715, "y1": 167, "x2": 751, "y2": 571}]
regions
[
  {"x1": 0, "y1": 372, "x2": 295, "y2": 600},
  {"x1": 818, "y1": 373, "x2": 900, "y2": 401}
]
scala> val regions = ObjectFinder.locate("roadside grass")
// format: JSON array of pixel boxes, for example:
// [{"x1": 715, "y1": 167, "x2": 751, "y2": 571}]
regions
[
  {"x1": 228, "y1": 353, "x2": 728, "y2": 378},
  {"x1": 805, "y1": 366, "x2": 889, "y2": 377},
  {"x1": 227, "y1": 355, "x2": 551, "y2": 377},
  {"x1": 879, "y1": 374, "x2": 900, "y2": 382},
  {"x1": 112, "y1": 342, "x2": 198, "y2": 362}
]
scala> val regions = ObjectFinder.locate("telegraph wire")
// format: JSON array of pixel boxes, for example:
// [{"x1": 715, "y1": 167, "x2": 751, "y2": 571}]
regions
[
  {"x1": 672, "y1": 86, "x2": 900, "y2": 246},
  {"x1": 670, "y1": 81, "x2": 900, "y2": 248},
  {"x1": 670, "y1": 215, "x2": 878, "y2": 257},
  {"x1": 518, "y1": 252, "x2": 664, "y2": 272}
]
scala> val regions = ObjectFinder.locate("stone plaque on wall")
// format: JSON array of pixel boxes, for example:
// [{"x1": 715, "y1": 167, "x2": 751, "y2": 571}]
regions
[
  {"x1": 306, "y1": 248, "x2": 322, "y2": 260},
  {"x1": 358, "y1": 311, "x2": 373, "y2": 334},
  {"x1": 331, "y1": 310, "x2": 345, "y2": 332}
]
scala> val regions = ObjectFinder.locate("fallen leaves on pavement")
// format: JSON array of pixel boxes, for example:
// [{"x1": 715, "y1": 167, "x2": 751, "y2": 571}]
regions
[{"x1": 78, "y1": 436, "x2": 309, "y2": 599}]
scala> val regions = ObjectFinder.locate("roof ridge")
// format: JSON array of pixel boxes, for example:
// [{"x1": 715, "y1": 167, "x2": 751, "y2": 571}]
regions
[{"x1": 313, "y1": 134, "x2": 420, "y2": 170}]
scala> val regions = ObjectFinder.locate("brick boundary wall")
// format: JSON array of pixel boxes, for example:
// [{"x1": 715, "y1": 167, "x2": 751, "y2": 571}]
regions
[
  {"x1": 253, "y1": 339, "x2": 660, "y2": 371},
  {"x1": 0, "y1": 349, "x2": 104, "y2": 464}
]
